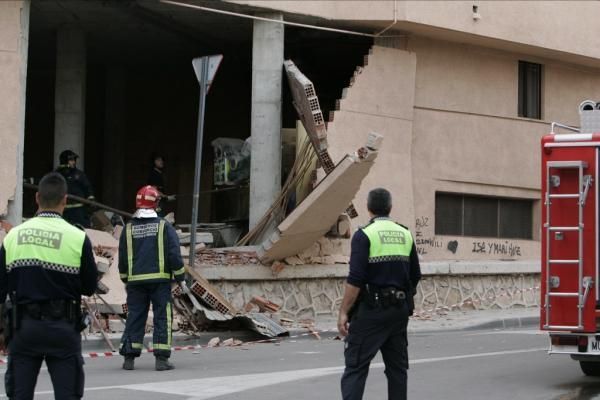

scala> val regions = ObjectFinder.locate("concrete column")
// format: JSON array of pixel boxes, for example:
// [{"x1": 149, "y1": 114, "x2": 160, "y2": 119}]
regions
[
  {"x1": 102, "y1": 67, "x2": 126, "y2": 210},
  {"x1": 3, "y1": 0, "x2": 30, "y2": 225},
  {"x1": 54, "y1": 26, "x2": 86, "y2": 168},
  {"x1": 249, "y1": 13, "x2": 284, "y2": 230}
]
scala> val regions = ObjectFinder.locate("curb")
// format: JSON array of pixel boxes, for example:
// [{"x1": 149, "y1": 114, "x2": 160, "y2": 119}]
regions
[{"x1": 464, "y1": 315, "x2": 540, "y2": 331}]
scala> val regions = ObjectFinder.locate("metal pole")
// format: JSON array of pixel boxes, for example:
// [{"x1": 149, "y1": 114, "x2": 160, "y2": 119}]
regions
[{"x1": 189, "y1": 57, "x2": 209, "y2": 269}]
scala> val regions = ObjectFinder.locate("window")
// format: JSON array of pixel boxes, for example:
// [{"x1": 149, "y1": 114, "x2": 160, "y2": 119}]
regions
[
  {"x1": 435, "y1": 193, "x2": 533, "y2": 239},
  {"x1": 518, "y1": 61, "x2": 542, "y2": 119}
]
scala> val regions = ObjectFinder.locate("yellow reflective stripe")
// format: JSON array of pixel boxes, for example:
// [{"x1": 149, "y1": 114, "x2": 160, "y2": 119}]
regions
[
  {"x1": 131, "y1": 343, "x2": 143, "y2": 349},
  {"x1": 119, "y1": 273, "x2": 128, "y2": 279},
  {"x1": 167, "y1": 302, "x2": 172, "y2": 347},
  {"x1": 126, "y1": 224, "x2": 133, "y2": 278},
  {"x1": 153, "y1": 344, "x2": 171, "y2": 350},
  {"x1": 172, "y1": 266, "x2": 185, "y2": 276},
  {"x1": 158, "y1": 220, "x2": 165, "y2": 276},
  {"x1": 127, "y1": 272, "x2": 171, "y2": 282}
]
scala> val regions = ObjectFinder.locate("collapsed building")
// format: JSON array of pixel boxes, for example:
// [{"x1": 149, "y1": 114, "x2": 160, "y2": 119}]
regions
[{"x1": 5, "y1": 1, "x2": 600, "y2": 332}]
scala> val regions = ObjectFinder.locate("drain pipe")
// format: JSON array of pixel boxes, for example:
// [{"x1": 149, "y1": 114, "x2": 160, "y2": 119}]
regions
[
  {"x1": 375, "y1": 0, "x2": 398, "y2": 37},
  {"x1": 160, "y1": 0, "x2": 403, "y2": 38}
]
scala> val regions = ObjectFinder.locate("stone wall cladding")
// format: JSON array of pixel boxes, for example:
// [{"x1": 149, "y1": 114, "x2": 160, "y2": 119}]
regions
[{"x1": 211, "y1": 274, "x2": 540, "y2": 320}]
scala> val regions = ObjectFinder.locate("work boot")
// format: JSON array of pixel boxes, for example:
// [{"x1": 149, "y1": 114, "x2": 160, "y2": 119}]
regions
[
  {"x1": 122, "y1": 356, "x2": 135, "y2": 370},
  {"x1": 155, "y1": 357, "x2": 175, "y2": 371}
]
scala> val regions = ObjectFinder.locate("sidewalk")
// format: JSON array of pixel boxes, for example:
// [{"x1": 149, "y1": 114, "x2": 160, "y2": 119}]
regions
[{"x1": 81, "y1": 307, "x2": 540, "y2": 352}]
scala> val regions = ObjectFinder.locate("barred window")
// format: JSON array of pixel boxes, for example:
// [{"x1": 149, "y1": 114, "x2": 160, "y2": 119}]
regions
[{"x1": 435, "y1": 193, "x2": 533, "y2": 239}]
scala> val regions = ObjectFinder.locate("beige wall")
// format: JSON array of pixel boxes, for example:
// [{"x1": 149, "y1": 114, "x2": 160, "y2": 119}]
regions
[
  {"x1": 408, "y1": 37, "x2": 600, "y2": 261},
  {"x1": 228, "y1": 1, "x2": 600, "y2": 63},
  {"x1": 326, "y1": 45, "x2": 417, "y2": 229},
  {"x1": 317, "y1": 34, "x2": 600, "y2": 262},
  {"x1": 0, "y1": 1, "x2": 28, "y2": 221}
]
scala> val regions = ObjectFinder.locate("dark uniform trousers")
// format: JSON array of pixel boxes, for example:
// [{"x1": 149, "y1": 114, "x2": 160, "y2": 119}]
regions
[
  {"x1": 119, "y1": 282, "x2": 172, "y2": 358},
  {"x1": 341, "y1": 301, "x2": 410, "y2": 400},
  {"x1": 5, "y1": 318, "x2": 84, "y2": 400}
]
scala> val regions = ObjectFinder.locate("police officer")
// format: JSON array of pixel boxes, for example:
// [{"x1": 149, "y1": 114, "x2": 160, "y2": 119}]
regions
[
  {"x1": 0, "y1": 172, "x2": 98, "y2": 399},
  {"x1": 55, "y1": 149, "x2": 95, "y2": 228},
  {"x1": 338, "y1": 188, "x2": 421, "y2": 400},
  {"x1": 118, "y1": 185, "x2": 185, "y2": 371}
]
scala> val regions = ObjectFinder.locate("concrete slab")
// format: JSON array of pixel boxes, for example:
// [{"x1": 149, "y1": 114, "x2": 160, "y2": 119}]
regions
[{"x1": 259, "y1": 134, "x2": 381, "y2": 263}]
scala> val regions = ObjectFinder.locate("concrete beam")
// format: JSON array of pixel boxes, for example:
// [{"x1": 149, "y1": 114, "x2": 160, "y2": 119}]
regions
[
  {"x1": 249, "y1": 13, "x2": 283, "y2": 230},
  {"x1": 5, "y1": 0, "x2": 29, "y2": 225},
  {"x1": 54, "y1": 26, "x2": 86, "y2": 168}
]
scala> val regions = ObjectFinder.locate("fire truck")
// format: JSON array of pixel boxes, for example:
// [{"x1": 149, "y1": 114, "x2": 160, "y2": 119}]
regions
[{"x1": 541, "y1": 100, "x2": 600, "y2": 376}]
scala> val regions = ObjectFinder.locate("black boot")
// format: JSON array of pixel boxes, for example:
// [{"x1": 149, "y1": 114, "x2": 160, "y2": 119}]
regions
[
  {"x1": 122, "y1": 356, "x2": 135, "y2": 370},
  {"x1": 155, "y1": 357, "x2": 175, "y2": 371}
]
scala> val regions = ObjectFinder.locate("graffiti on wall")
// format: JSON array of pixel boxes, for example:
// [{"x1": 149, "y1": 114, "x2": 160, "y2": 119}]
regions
[
  {"x1": 471, "y1": 241, "x2": 522, "y2": 257},
  {"x1": 414, "y1": 216, "x2": 457, "y2": 255}
]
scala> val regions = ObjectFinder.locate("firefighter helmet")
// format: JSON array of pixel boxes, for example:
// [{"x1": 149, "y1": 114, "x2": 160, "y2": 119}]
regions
[
  {"x1": 59, "y1": 150, "x2": 79, "y2": 165},
  {"x1": 136, "y1": 185, "x2": 160, "y2": 209}
]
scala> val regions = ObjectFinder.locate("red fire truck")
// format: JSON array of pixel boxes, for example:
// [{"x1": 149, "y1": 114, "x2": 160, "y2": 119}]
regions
[{"x1": 541, "y1": 100, "x2": 600, "y2": 376}]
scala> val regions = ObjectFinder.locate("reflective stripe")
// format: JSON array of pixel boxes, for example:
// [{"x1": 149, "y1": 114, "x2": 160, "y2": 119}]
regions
[
  {"x1": 368, "y1": 255, "x2": 410, "y2": 264},
  {"x1": 153, "y1": 344, "x2": 171, "y2": 350},
  {"x1": 172, "y1": 266, "x2": 185, "y2": 276},
  {"x1": 7, "y1": 259, "x2": 80, "y2": 274},
  {"x1": 126, "y1": 224, "x2": 134, "y2": 278},
  {"x1": 167, "y1": 302, "x2": 172, "y2": 347},
  {"x1": 131, "y1": 343, "x2": 143, "y2": 349},
  {"x1": 158, "y1": 220, "x2": 165, "y2": 276},
  {"x1": 127, "y1": 272, "x2": 171, "y2": 282},
  {"x1": 119, "y1": 273, "x2": 128, "y2": 279}
]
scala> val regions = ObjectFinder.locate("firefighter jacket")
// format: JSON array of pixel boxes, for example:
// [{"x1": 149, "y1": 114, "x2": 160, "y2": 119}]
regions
[
  {"x1": 118, "y1": 217, "x2": 185, "y2": 284},
  {"x1": 55, "y1": 165, "x2": 95, "y2": 209},
  {"x1": 347, "y1": 217, "x2": 421, "y2": 292},
  {"x1": 0, "y1": 212, "x2": 98, "y2": 305}
]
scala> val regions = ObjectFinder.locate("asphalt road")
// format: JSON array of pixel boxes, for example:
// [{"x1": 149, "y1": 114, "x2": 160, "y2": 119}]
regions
[{"x1": 2, "y1": 327, "x2": 600, "y2": 400}]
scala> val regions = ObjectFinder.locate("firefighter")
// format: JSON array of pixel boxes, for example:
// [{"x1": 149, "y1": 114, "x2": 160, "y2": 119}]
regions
[
  {"x1": 338, "y1": 188, "x2": 421, "y2": 400},
  {"x1": 0, "y1": 172, "x2": 98, "y2": 399},
  {"x1": 55, "y1": 149, "x2": 95, "y2": 228},
  {"x1": 118, "y1": 185, "x2": 185, "y2": 371}
]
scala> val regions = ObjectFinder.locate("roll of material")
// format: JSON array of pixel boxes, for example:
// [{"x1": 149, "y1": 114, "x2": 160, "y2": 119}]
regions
[{"x1": 579, "y1": 100, "x2": 597, "y2": 112}]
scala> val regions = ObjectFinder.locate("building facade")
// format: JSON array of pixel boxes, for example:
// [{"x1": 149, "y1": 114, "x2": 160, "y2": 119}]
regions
[{"x1": 2, "y1": 0, "x2": 600, "y2": 317}]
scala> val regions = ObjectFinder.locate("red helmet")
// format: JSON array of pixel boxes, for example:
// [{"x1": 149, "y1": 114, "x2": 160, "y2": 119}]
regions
[{"x1": 136, "y1": 185, "x2": 160, "y2": 209}]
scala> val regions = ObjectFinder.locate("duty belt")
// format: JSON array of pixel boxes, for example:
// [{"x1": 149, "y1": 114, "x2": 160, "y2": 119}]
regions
[
  {"x1": 19, "y1": 299, "x2": 80, "y2": 322},
  {"x1": 364, "y1": 285, "x2": 406, "y2": 308}
]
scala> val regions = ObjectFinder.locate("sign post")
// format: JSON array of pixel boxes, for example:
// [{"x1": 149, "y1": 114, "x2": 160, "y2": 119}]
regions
[{"x1": 189, "y1": 55, "x2": 223, "y2": 270}]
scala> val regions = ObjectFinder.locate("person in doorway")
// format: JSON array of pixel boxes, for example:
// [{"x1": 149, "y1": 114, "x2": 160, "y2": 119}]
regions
[
  {"x1": 55, "y1": 149, "x2": 95, "y2": 228},
  {"x1": 147, "y1": 153, "x2": 176, "y2": 217},
  {"x1": 338, "y1": 188, "x2": 421, "y2": 400},
  {"x1": 0, "y1": 172, "x2": 98, "y2": 399},
  {"x1": 118, "y1": 185, "x2": 185, "y2": 371}
]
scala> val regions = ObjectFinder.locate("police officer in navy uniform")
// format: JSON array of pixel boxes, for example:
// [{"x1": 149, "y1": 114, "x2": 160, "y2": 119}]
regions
[
  {"x1": 0, "y1": 172, "x2": 98, "y2": 399},
  {"x1": 55, "y1": 150, "x2": 96, "y2": 228},
  {"x1": 118, "y1": 185, "x2": 185, "y2": 371},
  {"x1": 338, "y1": 188, "x2": 421, "y2": 400}
]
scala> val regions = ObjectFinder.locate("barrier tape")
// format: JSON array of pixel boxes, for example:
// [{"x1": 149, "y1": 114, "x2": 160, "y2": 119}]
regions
[{"x1": 0, "y1": 284, "x2": 543, "y2": 364}]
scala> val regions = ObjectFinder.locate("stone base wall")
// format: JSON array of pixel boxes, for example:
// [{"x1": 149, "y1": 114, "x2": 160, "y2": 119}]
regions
[{"x1": 211, "y1": 273, "x2": 540, "y2": 320}]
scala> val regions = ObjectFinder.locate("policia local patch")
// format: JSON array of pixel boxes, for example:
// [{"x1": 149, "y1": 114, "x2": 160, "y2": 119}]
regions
[
  {"x1": 377, "y1": 230, "x2": 406, "y2": 245},
  {"x1": 17, "y1": 229, "x2": 63, "y2": 249}
]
